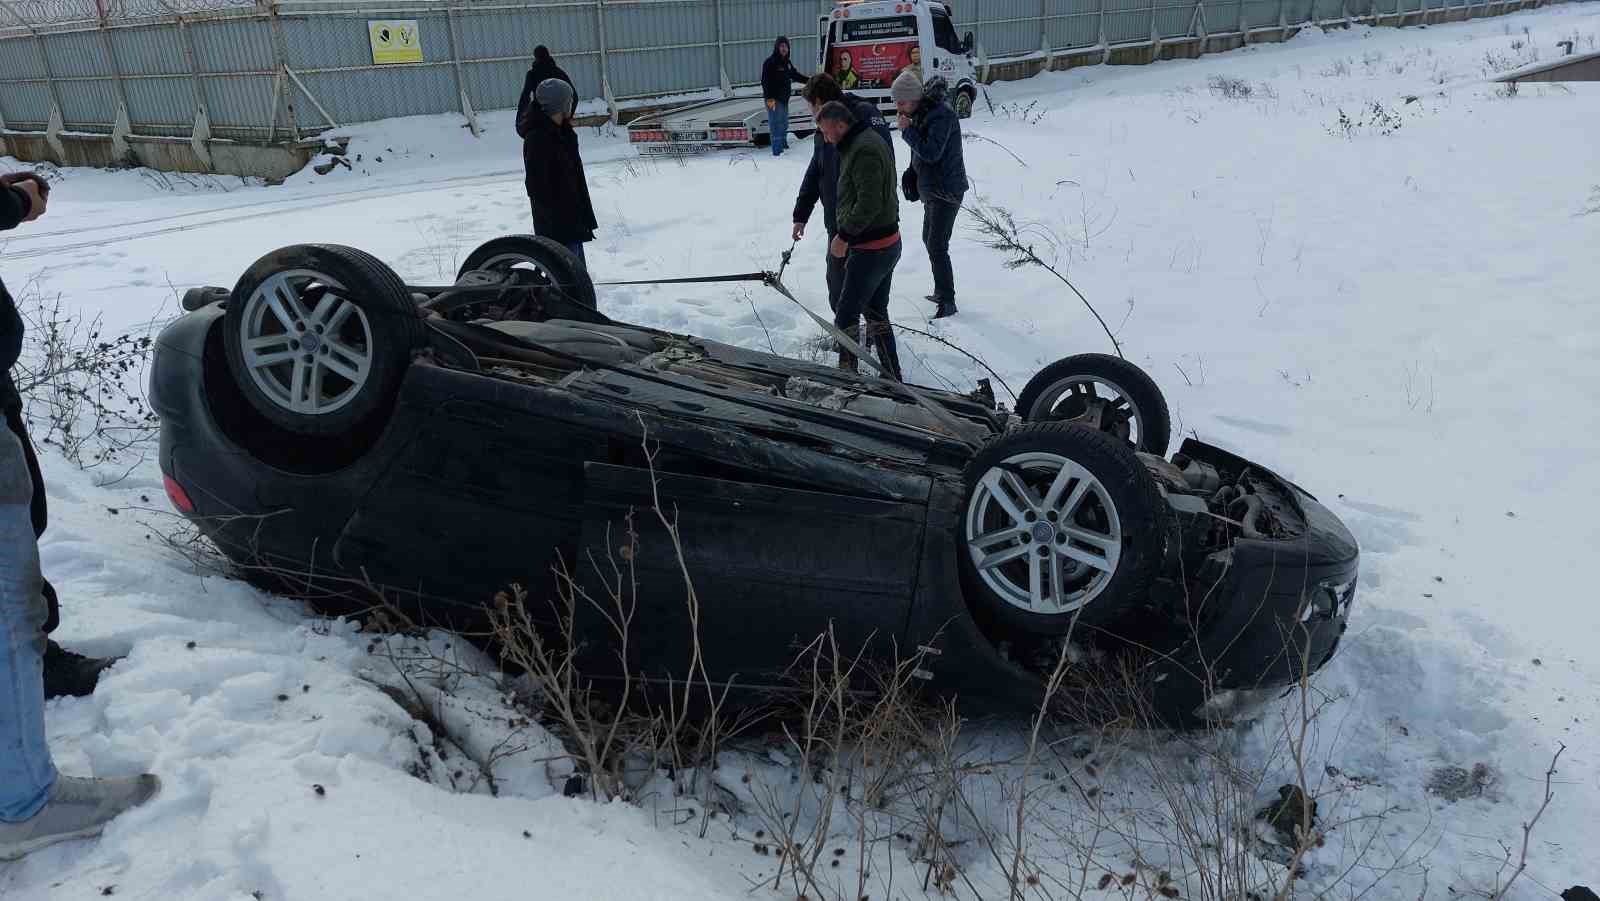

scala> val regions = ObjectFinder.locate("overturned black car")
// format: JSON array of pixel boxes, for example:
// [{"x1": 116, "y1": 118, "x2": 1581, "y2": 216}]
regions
[{"x1": 150, "y1": 236, "x2": 1357, "y2": 726}]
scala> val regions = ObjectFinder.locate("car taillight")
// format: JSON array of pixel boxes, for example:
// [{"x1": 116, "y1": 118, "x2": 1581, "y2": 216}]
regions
[
  {"x1": 164, "y1": 475, "x2": 195, "y2": 514},
  {"x1": 630, "y1": 129, "x2": 667, "y2": 143},
  {"x1": 714, "y1": 128, "x2": 747, "y2": 141}
]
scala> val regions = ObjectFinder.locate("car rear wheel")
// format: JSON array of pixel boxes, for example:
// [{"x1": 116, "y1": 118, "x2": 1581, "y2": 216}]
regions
[
  {"x1": 1016, "y1": 354, "x2": 1171, "y2": 456},
  {"x1": 224, "y1": 244, "x2": 424, "y2": 437},
  {"x1": 960, "y1": 422, "x2": 1168, "y2": 636},
  {"x1": 458, "y1": 234, "x2": 597, "y2": 309}
]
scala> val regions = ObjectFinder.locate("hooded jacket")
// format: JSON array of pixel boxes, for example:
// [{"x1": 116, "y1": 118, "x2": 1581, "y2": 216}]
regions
[
  {"x1": 761, "y1": 37, "x2": 807, "y2": 103},
  {"x1": 516, "y1": 51, "x2": 576, "y2": 137},
  {"x1": 1, "y1": 183, "x2": 33, "y2": 414},
  {"x1": 793, "y1": 93, "x2": 894, "y2": 235},
  {"x1": 900, "y1": 77, "x2": 969, "y2": 202},
  {"x1": 522, "y1": 112, "x2": 598, "y2": 244},
  {"x1": 834, "y1": 120, "x2": 899, "y2": 246}
]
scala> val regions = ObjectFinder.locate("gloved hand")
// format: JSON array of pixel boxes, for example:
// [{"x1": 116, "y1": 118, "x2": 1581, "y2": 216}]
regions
[{"x1": 900, "y1": 167, "x2": 920, "y2": 203}]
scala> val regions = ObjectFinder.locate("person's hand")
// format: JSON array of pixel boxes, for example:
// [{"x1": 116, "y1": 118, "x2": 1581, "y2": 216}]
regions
[
  {"x1": 896, "y1": 113, "x2": 911, "y2": 130},
  {"x1": 792, "y1": 221, "x2": 806, "y2": 242},
  {"x1": 7, "y1": 176, "x2": 47, "y2": 222},
  {"x1": 829, "y1": 236, "x2": 848, "y2": 259},
  {"x1": 766, "y1": 99, "x2": 777, "y2": 111}
]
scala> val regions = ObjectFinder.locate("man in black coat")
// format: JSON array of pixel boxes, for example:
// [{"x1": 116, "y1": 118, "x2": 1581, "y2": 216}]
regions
[
  {"x1": 522, "y1": 78, "x2": 597, "y2": 265},
  {"x1": 893, "y1": 72, "x2": 968, "y2": 320},
  {"x1": 0, "y1": 173, "x2": 118, "y2": 700},
  {"x1": 761, "y1": 36, "x2": 808, "y2": 157},
  {"x1": 792, "y1": 74, "x2": 894, "y2": 315},
  {"x1": 516, "y1": 45, "x2": 576, "y2": 132}
]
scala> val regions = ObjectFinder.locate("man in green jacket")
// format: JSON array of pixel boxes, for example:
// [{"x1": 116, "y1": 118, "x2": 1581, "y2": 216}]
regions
[{"x1": 815, "y1": 101, "x2": 903, "y2": 380}]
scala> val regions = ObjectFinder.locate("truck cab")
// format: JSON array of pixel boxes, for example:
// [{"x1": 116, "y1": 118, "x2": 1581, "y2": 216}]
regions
[{"x1": 818, "y1": 0, "x2": 979, "y2": 118}]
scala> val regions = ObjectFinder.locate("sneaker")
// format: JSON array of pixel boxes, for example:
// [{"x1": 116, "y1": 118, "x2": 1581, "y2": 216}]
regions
[
  {"x1": 0, "y1": 774, "x2": 161, "y2": 861},
  {"x1": 43, "y1": 640, "x2": 119, "y2": 699}
]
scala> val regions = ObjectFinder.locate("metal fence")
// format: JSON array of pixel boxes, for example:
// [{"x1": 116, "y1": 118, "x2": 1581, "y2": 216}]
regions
[{"x1": 0, "y1": 0, "x2": 1566, "y2": 147}]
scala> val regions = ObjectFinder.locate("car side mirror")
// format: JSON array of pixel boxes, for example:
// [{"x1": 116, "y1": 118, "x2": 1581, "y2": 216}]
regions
[{"x1": 963, "y1": 31, "x2": 974, "y2": 53}]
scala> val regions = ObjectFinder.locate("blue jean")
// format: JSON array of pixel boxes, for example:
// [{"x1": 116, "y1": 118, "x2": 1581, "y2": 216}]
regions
[
  {"x1": 0, "y1": 426, "x2": 54, "y2": 823},
  {"x1": 768, "y1": 102, "x2": 789, "y2": 156}
]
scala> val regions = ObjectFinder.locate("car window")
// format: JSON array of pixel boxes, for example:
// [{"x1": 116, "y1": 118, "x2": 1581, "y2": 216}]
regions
[{"x1": 932, "y1": 12, "x2": 962, "y2": 53}]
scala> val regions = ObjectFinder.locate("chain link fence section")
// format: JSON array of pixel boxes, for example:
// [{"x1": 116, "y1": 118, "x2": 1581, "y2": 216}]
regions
[{"x1": 0, "y1": 0, "x2": 1567, "y2": 157}]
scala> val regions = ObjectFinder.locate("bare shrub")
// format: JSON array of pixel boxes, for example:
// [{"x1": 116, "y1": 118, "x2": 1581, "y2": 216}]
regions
[
  {"x1": 9, "y1": 279, "x2": 163, "y2": 470},
  {"x1": 1207, "y1": 75, "x2": 1254, "y2": 100}
]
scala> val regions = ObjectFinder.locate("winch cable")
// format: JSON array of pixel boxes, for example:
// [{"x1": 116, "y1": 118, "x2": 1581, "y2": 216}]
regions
[{"x1": 588, "y1": 242, "x2": 981, "y2": 449}]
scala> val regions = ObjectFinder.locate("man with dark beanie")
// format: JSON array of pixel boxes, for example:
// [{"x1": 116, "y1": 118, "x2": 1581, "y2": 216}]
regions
[{"x1": 516, "y1": 45, "x2": 576, "y2": 134}]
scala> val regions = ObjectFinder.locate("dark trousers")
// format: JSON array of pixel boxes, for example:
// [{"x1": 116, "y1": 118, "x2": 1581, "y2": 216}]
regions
[
  {"x1": 824, "y1": 233, "x2": 846, "y2": 314},
  {"x1": 921, "y1": 193, "x2": 962, "y2": 302},
  {"x1": 3, "y1": 407, "x2": 56, "y2": 634},
  {"x1": 565, "y1": 242, "x2": 587, "y2": 266},
  {"x1": 835, "y1": 239, "x2": 903, "y2": 380}
]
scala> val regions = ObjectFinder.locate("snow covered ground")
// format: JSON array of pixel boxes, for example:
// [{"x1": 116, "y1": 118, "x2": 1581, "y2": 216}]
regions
[{"x1": 2, "y1": 5, "x2": 1599, "y2": 899}]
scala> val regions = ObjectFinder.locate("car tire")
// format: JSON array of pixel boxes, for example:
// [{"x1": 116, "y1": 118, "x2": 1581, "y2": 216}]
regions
[
  {"x1": 958, "y1": 422, "x2": 1169, "y2": 637},
  {"x1": 1016, "y1": 354, "x2": 1171, "y2": 456},
  {"x1": 459, "y1": 234, "x2": 597, "y2": 310},
  {"x1": 224, "y1": 244, "x2": 425, "y2": 437},
  {"x1": 954, "y1": 88, "x2": 975, "y2": 120}
]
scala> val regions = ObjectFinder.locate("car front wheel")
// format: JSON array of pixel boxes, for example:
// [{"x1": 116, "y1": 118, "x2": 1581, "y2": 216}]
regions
[
  {"x1": 959, "y1": 422, "x2": 1168, "y2": 637},
  {"x1": 1016, "y1": 354, "x2": 1171, "y2": 456}
]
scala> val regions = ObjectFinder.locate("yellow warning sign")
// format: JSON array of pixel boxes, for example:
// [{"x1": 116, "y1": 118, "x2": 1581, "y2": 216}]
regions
[{"x1": 368, "y1": 20, "x2": 423, "y2": 65}]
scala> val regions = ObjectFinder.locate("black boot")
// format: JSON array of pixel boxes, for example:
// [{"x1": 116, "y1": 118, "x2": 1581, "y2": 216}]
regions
[
  {"x1": 865, "y1": 321, "x2": 903, "y2": 382},
  {"x1": 43, "y1": 640, "x2": 119, "y2": 699}
]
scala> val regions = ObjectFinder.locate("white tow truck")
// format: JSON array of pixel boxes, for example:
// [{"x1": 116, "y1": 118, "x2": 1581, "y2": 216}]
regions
[{"x1": 627, "y1": 0, "x2": 978, "y2": 155}]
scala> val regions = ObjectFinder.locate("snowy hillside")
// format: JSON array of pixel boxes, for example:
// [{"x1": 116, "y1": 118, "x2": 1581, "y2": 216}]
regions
[{"x1": 2, "y1": 5, "x2": 1598, "y2": 899}]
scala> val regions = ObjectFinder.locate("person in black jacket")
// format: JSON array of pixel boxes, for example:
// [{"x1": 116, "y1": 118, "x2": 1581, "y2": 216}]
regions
[
  {"x1": 522, "y1": 78, "x2": 597, "y2": 265},
  {"x1": 761, "y1": 36, "x2": 808, "y2": 157},
  {"x1": 1, "y1": 171, "x2": 160, "y2": 861},
  {"x1": 792, "y1": 74, "x2": 894, "y2": 315},
  {"x1": 516, "y1": 45, "x2": 576, "y2": 133},
  {"x1": 0, "y1": 173, "x2": 118, "y2": 701}
]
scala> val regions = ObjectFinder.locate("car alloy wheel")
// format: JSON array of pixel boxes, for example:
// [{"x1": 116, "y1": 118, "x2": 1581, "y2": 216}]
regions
[
  {"x1": 1029, "y1": 374, "x2": 1146, "y2": 449},
  {"x1": 965, "y1": 451, "x2": 1123, "y2": 617},
  {"x1": 239, "y1": 269, "x2": 374, "y2": 416}
]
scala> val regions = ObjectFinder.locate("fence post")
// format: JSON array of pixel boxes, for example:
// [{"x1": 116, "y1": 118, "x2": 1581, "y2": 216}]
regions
[
  {"x1": 1149, "y1": 0, "x2": 1163, "y2": 57},
  {"x1": 168, "y1": 13, "x2": 215, "y2": 170},
  {"x1": 444, "y1": 0, "x2": 479, "y2": 136},
  {"x1": 714, "y1": 0, "x2": 729, "y2": 95},
  {"x1": 1098, "y1": 0, "x2": 1109, "y2": 63},
  {"x1": 1278, "y1": 0, "x2": 1289, "y2": 38},
  {"x1": 94, "y1": 11, "x2": 136, "y2": 162},
  {"x1": 266, "y1": 0, "x2": 300, "y2": 142},
  {"x1": 595, "y1": 0, "x2": 617, "y2": 123}
]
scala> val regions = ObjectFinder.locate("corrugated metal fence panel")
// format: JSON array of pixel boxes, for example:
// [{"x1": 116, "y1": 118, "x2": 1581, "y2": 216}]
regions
[
  {"x1": 1157, "y1": 0, "x2": 1197, "y2": 37},
  {"x1": 42, "y1": 30, "x2": 113, "y2": 77},
  {"x1": 603, "y1": 0, "x2": 719, "y2": 96},
  {"x1": 1203, "y1": 0, "x2": 1244, "y2": 32},
  {"x1": 0, "y1": 37, "x2": 48, "y2": 80},
  {"x1": 109, "y1": 24, "x2": 189, "y2": 77},
  {"x1": 1103, "y1": 0, "x2": 1154, "y2": 44},
  {"x1": 0, "y1": 86, "x2": 54, "y2": 128},
  {"x1": 1242, "y1": 0, "x2": 1281, "y2": 27},
  {"x1": 1312, "y1": 0, "x2": 1344, "y2": 19},
  {"x1": 190, "y1": 18, "x2": 277, "y2": 74},
  {"x1": 1044, "y1": 0, "x2": 1103, "y2": 49},
  {"x1": 723, "y1": 0, "x2": 824, "y2": 87},
  {"x1": 979, "y1": 0, "x2": 1049, "y2": 56},
  {"x1": 124, "y1": 76, "x2": 196, "y2": 132},
  {"x1": 56, "y1": 79, "x2": 118, "y2": 128},
  {"x1": 1283, "y1": 0, "x2": 1314, "y2": 22},
  {"x1": 203, "y1": 74, "x2": 277, "y2": 134}
]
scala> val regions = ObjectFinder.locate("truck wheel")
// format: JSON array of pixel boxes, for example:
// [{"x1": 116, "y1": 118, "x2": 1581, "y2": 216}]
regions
[
  {"x1": 1016, "y1": 354, "x2": 1171, "y2": 456},
  {"x1": 224, "y1": 244, "x2": 424, "y2": 437},
  {"x1": 459, "y1": 234, "x2": 597, "y2": 310},
  {"x1": 954, "y1": 88, "x2": 975, "y2": 119},
  {"x1": 959, "y1": 423, "x2": 1168, "y2": 637}
]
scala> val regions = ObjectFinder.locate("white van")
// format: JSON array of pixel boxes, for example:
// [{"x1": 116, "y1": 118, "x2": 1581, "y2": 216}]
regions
[
  {"x1": 820, "y1": 0, "x2": 979, "y2": 118},
  {"x1": 628, "y1": 0, "x2": 978, "y2": 153}
]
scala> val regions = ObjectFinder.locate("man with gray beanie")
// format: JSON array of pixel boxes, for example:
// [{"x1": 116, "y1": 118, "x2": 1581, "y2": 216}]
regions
[
  {"x1": 521, "y1": 77, "x2": 598, "y2": 264},
  {"x1": 892, "y1": 71, "x2": 967, "y2": 320}
]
